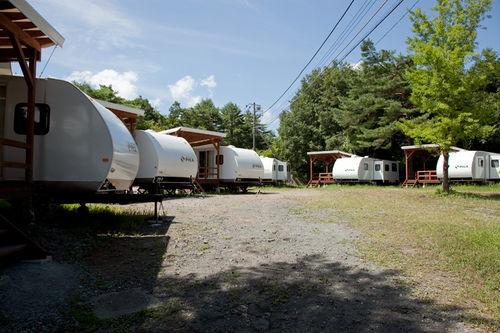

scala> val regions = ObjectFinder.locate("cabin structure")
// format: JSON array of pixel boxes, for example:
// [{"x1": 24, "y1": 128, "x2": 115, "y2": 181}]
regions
[
  {"x1": 95, "y1": 99, "x2": 144, "y2": 134},
  {"x1": 161, "y1": 126, "x2": 226, "y2": 191},
  {"x1": 306, "y1": 150, "x2": 352, "y2": 187},
  {"x1": 401, "y1": 144, "x2": 463, "y2": 187},
  {"x1": 0, "y1": 0, "x2": 64, "y2": 198}
]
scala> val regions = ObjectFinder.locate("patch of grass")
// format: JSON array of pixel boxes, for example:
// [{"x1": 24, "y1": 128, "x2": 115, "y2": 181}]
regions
[
  {"x1": 295, "y1": 185, "x2": 500, "y2": 330},
  {"x1": 265, "y1": 283, "x2": 290, "y2": 305},
  {"x1": 60, "y1": 294, "x2": 171, "y2": 332},
  {"x1": 197, "y1": 244, "x2": 210, "y2": 252}
]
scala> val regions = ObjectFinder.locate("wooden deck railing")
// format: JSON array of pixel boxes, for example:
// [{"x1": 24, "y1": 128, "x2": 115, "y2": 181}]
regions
[{"x1": 197, "y1": 166, "x2": 218, "y2": 179}]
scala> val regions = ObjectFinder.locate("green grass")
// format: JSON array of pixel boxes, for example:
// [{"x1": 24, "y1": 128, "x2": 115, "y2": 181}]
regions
[{"x1": 295, "y1": 185, "x2": 500, "y2": 330}]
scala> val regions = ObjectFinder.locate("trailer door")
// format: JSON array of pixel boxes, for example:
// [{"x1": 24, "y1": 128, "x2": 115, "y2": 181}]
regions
[{"x1": 476, "y1": 156, "x2": 485, "y2": 180}]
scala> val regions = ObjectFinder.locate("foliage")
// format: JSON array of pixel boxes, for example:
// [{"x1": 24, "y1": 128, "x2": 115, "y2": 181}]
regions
[
  {"x1": 72, "y1": 81, "x2": 273, "y2": 150},
  {"x1": 335, "y1": 40, "x2": 418, "y2": 159},
  {"x1": 400, "y1": 0, "x2": 494, "y2": 149},
  {"x1": 279, "y1": 42, "x2": 418, "y2": 181},
  {"x1": 400, "y1": 0, "x2": 494, "y2": 192}
]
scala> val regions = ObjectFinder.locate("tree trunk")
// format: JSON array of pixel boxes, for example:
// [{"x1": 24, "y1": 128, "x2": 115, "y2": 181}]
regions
[{"x1": 443, "y1": 150, "x2": 450, "y2": 193}]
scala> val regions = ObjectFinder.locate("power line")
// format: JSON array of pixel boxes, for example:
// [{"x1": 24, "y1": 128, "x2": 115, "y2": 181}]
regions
[
  {"x1": 340, "y1": 0, "x2": 405, "y2": 62},
  {"x1": 265, "y1": 0, "x2": 378, "y2": 122},
  {"x1": 375, "y1": 0, "x2": 419, "y2": 46},
  {"x1": 265, "y1": 0, "x2": 408, "y2": 126},
  {"x1": 262, "y1": 0, "x2": 355, "y2": 115}
]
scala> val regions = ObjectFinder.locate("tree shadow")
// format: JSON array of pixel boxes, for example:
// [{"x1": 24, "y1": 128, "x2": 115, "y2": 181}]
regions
[
  {"x1": 441, "y1": 191, "x2": 500, "y2": 201},
  {"x1": 143, "y1": 254, "x2": 481, "y2": 332}
]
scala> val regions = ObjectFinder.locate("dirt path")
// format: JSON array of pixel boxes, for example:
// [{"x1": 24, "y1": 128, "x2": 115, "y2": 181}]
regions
[
  {"x1": 0, "y1": 189, "x2": 483, "y2": 332},
  {"x1": 128, "y1": 189, "x2": 480, "y2": 332}
]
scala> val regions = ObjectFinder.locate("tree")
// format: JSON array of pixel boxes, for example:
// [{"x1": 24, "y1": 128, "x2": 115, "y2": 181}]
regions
[
  {"x1": 220, "y1": 102, "x2": 244, "y2": 146},
  {"x1": 336, "y1": 40, "x2": 416, "y2": 160},
  {"x1": 400, "y1": 0, "x2": 494, "y2": 192}
]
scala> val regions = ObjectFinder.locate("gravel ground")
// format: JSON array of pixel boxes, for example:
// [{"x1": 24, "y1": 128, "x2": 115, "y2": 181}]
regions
[{"x1": 0, "y1": 189, "x2": 484, "y2": 332}]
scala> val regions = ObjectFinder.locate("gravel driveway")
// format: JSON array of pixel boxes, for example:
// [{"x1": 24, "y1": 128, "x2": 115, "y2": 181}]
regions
[{"x1": 0, "y1": 189, "x2": 482, "y2": 332}]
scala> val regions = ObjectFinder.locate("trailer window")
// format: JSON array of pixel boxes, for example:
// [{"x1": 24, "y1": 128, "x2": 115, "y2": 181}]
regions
[
  {"x1": 273, "y1": 165, "x2": 275, "y2": 171},
  {"x1": 384, "y1": 164, "x2": 389, "y2": 172},
  {"x1": 14, "y1": 103, "x2": 50, "y2": 135},
  {"x1": 287, "y1": 164, "x2": 290, "y2": 172},
  {"x1": 392, "y1": 163, "x2": 397, "y2": 172},
  {"x1": 278, "y1": 165, "x2": 284, "y2": 172},
  {"x1": 375, "y1": 164, "x2": 381, "y2": 171},
  {"x1": 363, "y1": 163, "x2": 368, "y2": 170},
  {"x1": 216, "y1": 154, "x2": 224, "y2": 165},
  {"x1": 492, "y1": 160, "x2": 499, "y2": 168},
  {"x1": 478, "y1": 158, "x2": 484, "y2": 168}
]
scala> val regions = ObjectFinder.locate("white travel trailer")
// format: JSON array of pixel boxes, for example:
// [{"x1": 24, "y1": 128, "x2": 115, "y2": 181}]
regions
[
  {"x1": 260, "y1": 156, "x2": 278, "y2": 184},
  {"x1": 373, "y1": 160, "x2": 400, "y2": 184},
  {"x1": 134, "y1": 130, "x2": 198, "y2": 192},
  {"x1": 194, "y1": 145, "x2": 264, "y2": 190},
  {"x1": 332, "y1": 156, "x2": 375, "y2": 183},
  {"x1": 436, "y1": 150, "x2": 500, "y2": 182},
  {"x1": 0, "y1": 75, "x2": 139, "y2": 192},
  {"x1": 276, "y1": 160, "x2": 291, "y2": 184}
]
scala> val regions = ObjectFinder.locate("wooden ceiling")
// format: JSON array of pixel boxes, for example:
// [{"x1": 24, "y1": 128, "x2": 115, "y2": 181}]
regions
[{"x1": 0, "y1": 0, "x2": 64, "y2": 62}]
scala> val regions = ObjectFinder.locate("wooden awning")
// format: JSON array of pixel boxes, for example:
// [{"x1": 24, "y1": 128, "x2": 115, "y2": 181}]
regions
[
  {"x1": 0, "y1": 0, "x2": 64, "y2": 189},
  {"x1": 0, "y1": 0, "x2": 64, "y2": 62},
  {"x1": 161, "y1": 126, "x2": 226, "y2": 147},
  {"x1": 95, "y1": 99, "x2": 144, "y2": 134},
  {"x1": 307, "y1": 150, "x2": 353, "y2": 164}
]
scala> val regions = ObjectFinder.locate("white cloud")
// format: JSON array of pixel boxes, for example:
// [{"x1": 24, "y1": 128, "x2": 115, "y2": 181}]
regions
[
  {"x1": 150, "y1": 98, "x2": 161, "y2": 108},
  {"x1": 32, "y1": 0, "x2": 141, "y2": 50},
  {"x1": 168, "y1": 75, "x2": 215, "y2": 107},
  {"x1": 200, "y1": 75, "x2": 217, "y2": 89},
  {"x1": 66, "y1": 69, "x2": 139, "y2": 100},
  {"x1": 350, "y1": 61, "x2": 363, "y2": 70}
]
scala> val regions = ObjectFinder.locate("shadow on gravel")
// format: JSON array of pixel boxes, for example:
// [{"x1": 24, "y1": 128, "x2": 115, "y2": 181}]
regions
[{"x1": 145, "y1": 254, "x2": 471, "y2": 332}]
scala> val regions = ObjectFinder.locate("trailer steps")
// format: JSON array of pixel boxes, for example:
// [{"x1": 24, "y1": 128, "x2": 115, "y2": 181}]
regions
[{"x1": 0, "y1": 215, "x2": 47, "y2": 267}]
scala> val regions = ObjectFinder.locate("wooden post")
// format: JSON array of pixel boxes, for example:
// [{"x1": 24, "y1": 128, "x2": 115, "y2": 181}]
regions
[
  {"x1": 215, "y1": 141, "x2": 220, "y2": 188},
  {"x1": 308, "y1": 156, "x2": 314, "y2": 187},
  {"x1": 25, "y1": 50, "x2": 37, "y2": 184}
]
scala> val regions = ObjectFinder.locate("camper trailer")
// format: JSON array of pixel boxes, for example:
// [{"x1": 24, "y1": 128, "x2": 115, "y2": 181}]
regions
[
  {"x1": 332, "y1": 156, "x2": 375, "y2": 183},
  {"x1": 134, "y1": 130, "x2": 198, "y2": 192},
  {"x1": 373, "y1": 160, "x2": 400, "y2": 184},
  {"x1": 260, "y1": 156, "x2": 278, "y2": 185},
  {"x1": 194, "y1": 145, "x2": 263, "y2": 190},
  {"x1": 0, "y1": 75, "x2": 139, "y2": 193},
  {"x1": 436, "y1": 150, "x2": 500, "y2": 182},
  {"x1": 276, "y1": 160, "x2": 291, "y2": 184}
]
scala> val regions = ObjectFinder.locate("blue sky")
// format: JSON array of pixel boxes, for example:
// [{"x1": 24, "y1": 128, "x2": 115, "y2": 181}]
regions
[{"x1": 24, "y1": 0, "x2": 500, "y2": 132}]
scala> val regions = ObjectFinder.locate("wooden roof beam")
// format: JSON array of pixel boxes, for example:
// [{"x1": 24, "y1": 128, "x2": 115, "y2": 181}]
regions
[
  {"x1": 0, "y1": 12, "x2": 40, "y2": 50},
  {"x1": 8, "y1": 31, "x2": 33, "y2": 87}
]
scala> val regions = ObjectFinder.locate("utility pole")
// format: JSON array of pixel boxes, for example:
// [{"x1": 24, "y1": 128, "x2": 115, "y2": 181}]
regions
[{"x1": 247, "y1": 102, "x2": 261, "y2": 151}]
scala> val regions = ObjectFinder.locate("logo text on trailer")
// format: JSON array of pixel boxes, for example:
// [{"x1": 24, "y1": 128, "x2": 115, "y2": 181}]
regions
[{"x1": 180, "y1": 156, "x2": 195, "y2": 163}]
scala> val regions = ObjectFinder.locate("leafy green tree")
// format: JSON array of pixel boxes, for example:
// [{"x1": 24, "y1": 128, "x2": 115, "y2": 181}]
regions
[
  {"x1": 220, "y1": 102, "x2": 244, "y2": 145},
  {"x1": 335, "y1": 40, "x2": 417, "y2": 160},
  {"x1": 400, "y1": 0, "x2": 494, "y2": 192},
  {"x1": 180, "y1": 99, "x2": 221, "y2": 131},
  {"x1": 278, "y1": 64, "x2": 352, "y2": 180},
  {"x1": 461, "y1": 49, "x2": 500, "y2": 151}
]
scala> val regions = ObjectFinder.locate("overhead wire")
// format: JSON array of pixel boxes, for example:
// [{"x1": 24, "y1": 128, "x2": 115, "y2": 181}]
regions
[
  {"x1": 265, "y1": 0, "x2": 407, "y2": 126},
  {"x1": 339, "y1": 0, "x2": 405, "y2": 62},
  {"x1": 375, "y1": 0, "x2": 419, "y2": 46},
  {"x1": 262, "y1": 0, "x2": 355, "y2": 116},
  {"x1": 266, "y1": 0, "x2": 378, "y2": 122}
]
